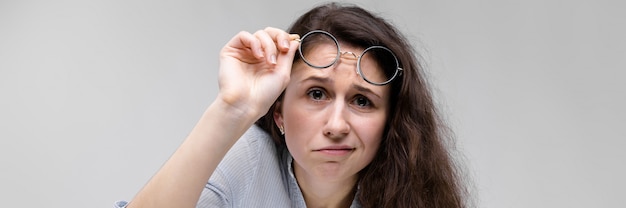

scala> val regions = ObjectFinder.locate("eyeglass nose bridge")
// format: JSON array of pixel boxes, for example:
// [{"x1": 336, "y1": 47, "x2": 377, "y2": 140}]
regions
[{"x1": 340, "y1": 51, "x2": 359, "y2": 59}]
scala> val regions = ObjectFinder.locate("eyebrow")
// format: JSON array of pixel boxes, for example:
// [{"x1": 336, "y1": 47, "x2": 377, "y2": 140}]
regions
[
  {"x1": 351, "y1": 83, "x2": 382, "y2": 100},
  {"x1": 300, "y1": 75, "x2": 334, "y2": 85},
  {"x1": 300, "y1": 75, "x2": 382, "y2": 100}
]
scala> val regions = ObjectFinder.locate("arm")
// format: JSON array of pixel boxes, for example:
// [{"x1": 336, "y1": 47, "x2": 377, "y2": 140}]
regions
[{"x1": 126, "y1": 28, "x2": 300, "y2": 208}]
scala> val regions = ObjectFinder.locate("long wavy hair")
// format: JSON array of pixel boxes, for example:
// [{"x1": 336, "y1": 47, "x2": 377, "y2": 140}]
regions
[{"x1": 256, "y1": 2, "x2": 469, "y2": 207}]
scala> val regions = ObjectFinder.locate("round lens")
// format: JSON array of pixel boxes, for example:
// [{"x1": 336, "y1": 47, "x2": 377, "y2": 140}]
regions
[
  {"x1": 358, "y1": 46, "x2": 399, "y2": 85},
  {"x1": 299, "y1": 31, "x2": 340, "y2": 68}
]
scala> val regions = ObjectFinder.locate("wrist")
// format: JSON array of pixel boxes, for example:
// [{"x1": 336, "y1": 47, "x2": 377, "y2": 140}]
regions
[{"x1": 208, "y1": 97, "x2": 261, "y2": 126}]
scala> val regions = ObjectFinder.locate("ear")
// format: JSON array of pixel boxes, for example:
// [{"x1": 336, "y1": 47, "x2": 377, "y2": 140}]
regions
[{"x1": 273, "y1": 101, "x2": 284, "y2": 128}]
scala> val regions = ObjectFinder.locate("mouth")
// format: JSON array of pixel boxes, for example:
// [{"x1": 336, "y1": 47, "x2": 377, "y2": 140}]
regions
[{"x1": 313, "y1": 146, "x2": 355, "y2": 156}]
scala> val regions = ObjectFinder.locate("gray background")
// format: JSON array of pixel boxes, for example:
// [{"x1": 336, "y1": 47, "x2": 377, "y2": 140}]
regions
[{"x1": 1, "y1": 0, "x2": 624, "y2": 207}]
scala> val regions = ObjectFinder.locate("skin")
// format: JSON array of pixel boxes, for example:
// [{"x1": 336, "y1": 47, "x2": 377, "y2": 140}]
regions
[
  {"x1": 275, "y1": 44, "x2": 390, "y2": 207},
  {"x1": 128, "y1": 27, "x2": 299, "y2": 208},
  {"x1": 126, "y1": 28, "x2": 389, "y2": 208}
]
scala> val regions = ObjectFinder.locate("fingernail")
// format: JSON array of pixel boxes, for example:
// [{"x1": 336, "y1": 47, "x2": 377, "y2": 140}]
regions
[
  {"x1": 270, "y1": 55, "x2": 277, "y2": 64},
  {"x1": 257, "y1": 49, "x2": 264, "y2": 58},
  {"x1": 282, "y1": 40, "x2": 289, "y2": 48}
]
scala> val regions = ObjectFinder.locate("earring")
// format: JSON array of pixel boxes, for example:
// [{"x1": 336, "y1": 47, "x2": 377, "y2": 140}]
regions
[{"x1": 278, "y1": 125, "x2": 285, "y2": 135}]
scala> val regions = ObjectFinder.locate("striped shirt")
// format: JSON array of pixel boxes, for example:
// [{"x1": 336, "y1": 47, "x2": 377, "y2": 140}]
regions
[{"x1": 115, "y1": 125, "x2": 361, "y2": 207}]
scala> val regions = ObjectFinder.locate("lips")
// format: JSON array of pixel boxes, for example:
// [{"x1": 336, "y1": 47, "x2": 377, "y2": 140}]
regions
[{"x1": 314, "y1": 145, "x2": 355, "y2": 156}]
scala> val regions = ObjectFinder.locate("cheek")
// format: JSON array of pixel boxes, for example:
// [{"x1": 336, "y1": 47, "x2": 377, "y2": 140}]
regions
[
  {"x1": 281, "y1": 95, "x2": 313, "y2": 148},
  {"x1": 355, "y1": 118, "x2": 385, "y2": 151},
  {"x1": 348, "y1": 111, "x2": 386, "y2": 163},
  {"x1": 283, "y1": 111, "x2": 309, "y2": 139}
]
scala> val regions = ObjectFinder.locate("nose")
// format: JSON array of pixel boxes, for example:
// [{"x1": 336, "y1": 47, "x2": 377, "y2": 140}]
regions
[{"x1": 323, "y1": 100, "x2": 351, "y2": 139}]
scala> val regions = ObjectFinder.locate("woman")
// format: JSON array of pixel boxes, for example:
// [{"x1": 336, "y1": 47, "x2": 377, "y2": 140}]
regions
[{"x1": 119, "y1": 2, "x2": 468, "y2": 208}]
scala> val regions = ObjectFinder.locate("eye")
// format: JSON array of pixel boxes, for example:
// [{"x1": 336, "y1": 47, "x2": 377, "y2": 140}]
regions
[
  {"x1": 307, "y1": 88, "x2": 327, "y2": 101},
  {"x1": 353, "y1": 95, "x2": 372, "y2": 108}
]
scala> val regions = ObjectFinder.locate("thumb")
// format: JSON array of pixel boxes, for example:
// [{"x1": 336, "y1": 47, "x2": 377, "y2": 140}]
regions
[{"x1": 275, "y1": 37, "x2": 300, "y2": 73}]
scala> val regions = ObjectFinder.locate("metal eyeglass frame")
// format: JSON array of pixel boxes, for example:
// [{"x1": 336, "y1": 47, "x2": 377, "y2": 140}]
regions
[{"x1": 296, "y1": 30, "x2": 403, "y2": 86}]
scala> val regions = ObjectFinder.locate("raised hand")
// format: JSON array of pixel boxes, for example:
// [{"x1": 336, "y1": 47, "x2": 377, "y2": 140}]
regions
[
  {"x1": 127, "y1": 28, "x2": 299, "y2": 208},
  {"x1": 218, "y1": 27, "x2": 300, "y2": 119}
]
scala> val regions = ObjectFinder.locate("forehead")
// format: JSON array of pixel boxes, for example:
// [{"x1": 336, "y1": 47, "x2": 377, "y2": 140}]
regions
[
  {"x1": 294, "y1": 43, "x2": 361, "y2": 79},
  {"x1": 290, "y1": 44, "x2": 390, "y2": 94},
  {"x1": 295, "y1": 43, "x2": 388, "y2": 84}
]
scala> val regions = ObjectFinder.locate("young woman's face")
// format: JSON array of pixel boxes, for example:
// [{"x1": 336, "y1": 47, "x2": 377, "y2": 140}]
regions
[{"x1": 275, "y1": 43, "x2": 390, "y2": 182}]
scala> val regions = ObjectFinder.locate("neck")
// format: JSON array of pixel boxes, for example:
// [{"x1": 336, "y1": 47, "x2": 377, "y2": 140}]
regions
[{"x1": 293, "y1": 162, "x2": 358, "y2": 208}]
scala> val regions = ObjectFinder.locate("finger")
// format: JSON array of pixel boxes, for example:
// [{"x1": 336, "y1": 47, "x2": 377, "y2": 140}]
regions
[
  {"x1": 289, "y1": 34, "x2": 301, "y2": 42},
  {"x1": 263, "y1": 27, "x2": 294, "y2": 52},
  {"x1": 228, "y1": 31, "x2": 264, "y2": 59},
  {"x1": 254, "y1": 30, "x2": 278, "y2": 64},
  {"x1": 274, "y1": 37, "x2": 301, "y2": 75}
]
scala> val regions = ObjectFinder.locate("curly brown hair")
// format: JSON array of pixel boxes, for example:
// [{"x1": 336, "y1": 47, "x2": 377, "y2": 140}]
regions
[{"x1": 257, "y1": 2, "x2": 470, "y2": 207}]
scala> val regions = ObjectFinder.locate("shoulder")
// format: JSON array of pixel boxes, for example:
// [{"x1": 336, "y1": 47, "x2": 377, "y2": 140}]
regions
[
  {"x1": 199, "y1": 125, "x2": 288, "y2": 206},
  {"x1": 231, "y1": 125, "x2": 276, "y2": 162},
  {"x1": 214, "y1": 124, "x2": 277, "y2": 183}
]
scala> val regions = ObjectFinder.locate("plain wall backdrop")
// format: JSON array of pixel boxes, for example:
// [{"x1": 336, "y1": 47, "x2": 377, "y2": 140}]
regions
[{"x1": 1, "y1": 0, "x2": 624, "y2": 207}]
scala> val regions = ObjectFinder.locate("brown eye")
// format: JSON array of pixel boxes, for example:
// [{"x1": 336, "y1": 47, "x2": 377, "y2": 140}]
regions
[
  {"x1": 307, "y1": 89, "x2": 326, "y2": 100},
  {"x1": 354, "y1": 96, "x2": 371, "y2": 107}
]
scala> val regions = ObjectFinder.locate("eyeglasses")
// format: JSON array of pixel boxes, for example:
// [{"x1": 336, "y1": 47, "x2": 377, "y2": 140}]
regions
[{"x1": 296, "y1": 30, "x2": 403, "y2": 86}]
